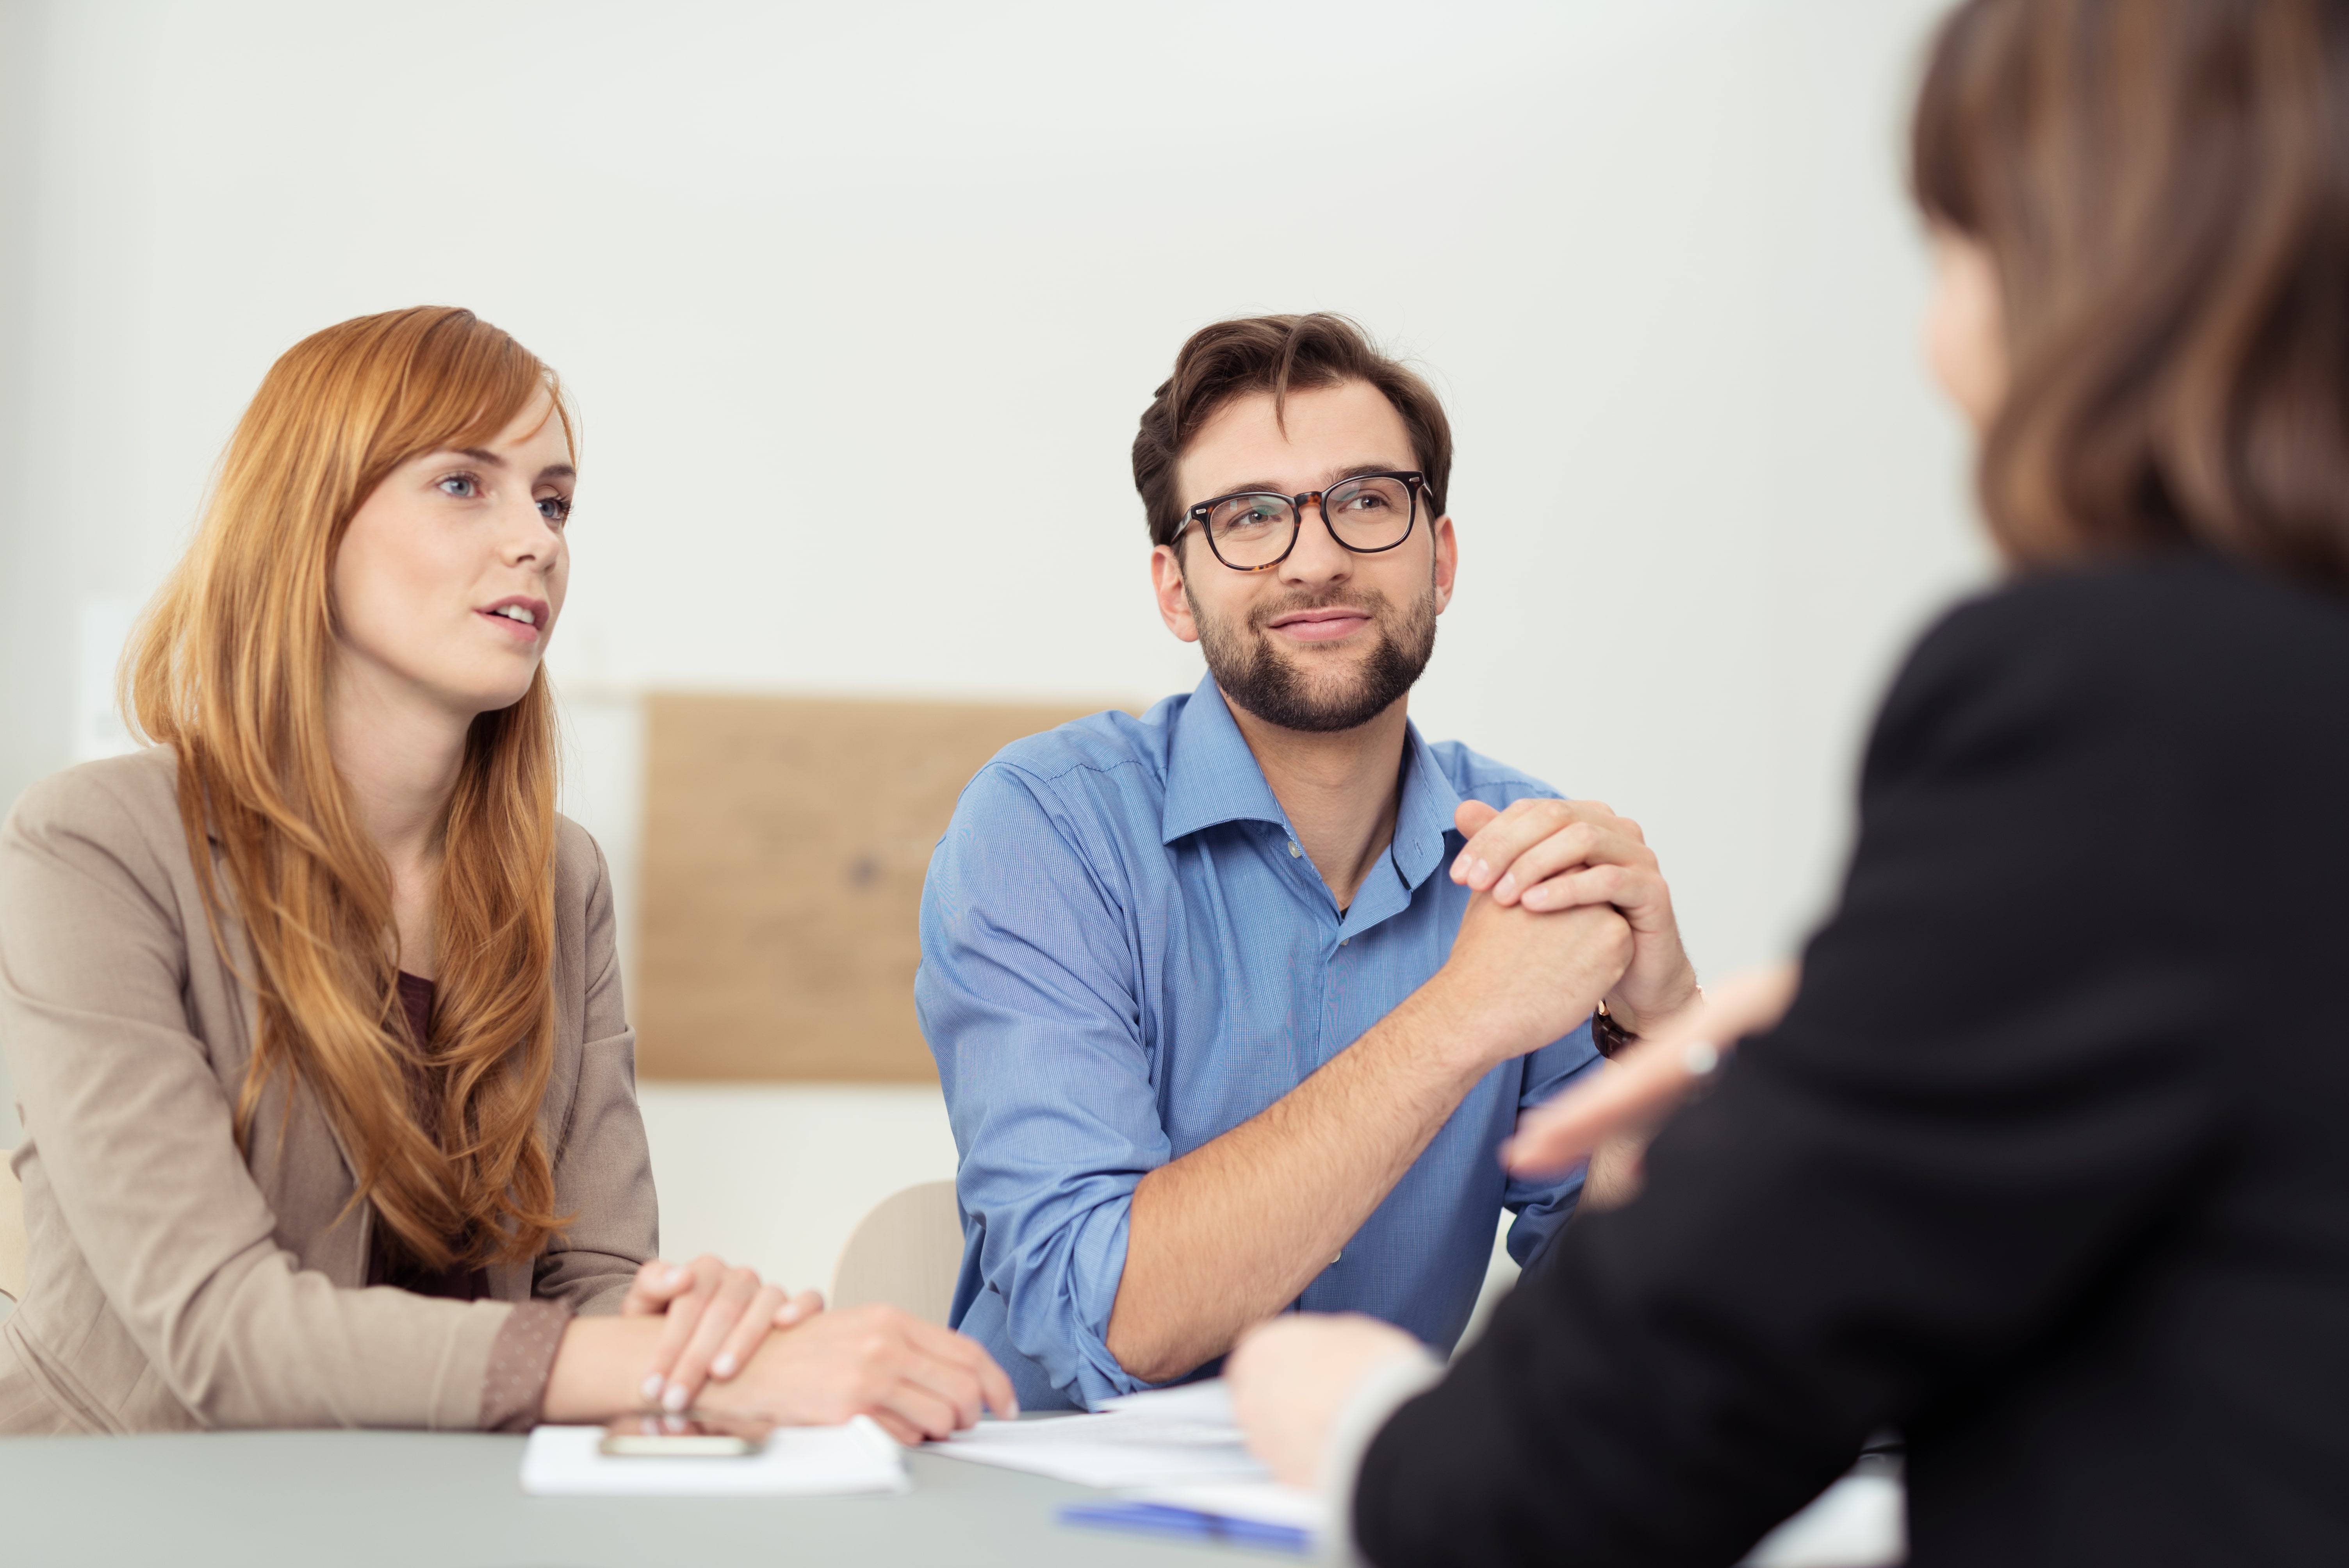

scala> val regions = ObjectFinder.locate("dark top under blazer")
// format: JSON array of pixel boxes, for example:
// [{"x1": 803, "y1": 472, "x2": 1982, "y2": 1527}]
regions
[{"x1": 1357, "y1": 553, "x2": 2349, "y2": 1567}]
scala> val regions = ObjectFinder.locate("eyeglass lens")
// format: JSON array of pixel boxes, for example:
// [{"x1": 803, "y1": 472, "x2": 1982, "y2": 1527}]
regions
[{"x1": 1202, "y1": 476, "x2": 1415, "y2": 568}]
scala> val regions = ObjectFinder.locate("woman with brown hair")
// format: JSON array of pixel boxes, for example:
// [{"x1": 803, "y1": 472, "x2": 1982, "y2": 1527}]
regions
[
  {"x1": 1228, "y1": 0, "x2": 2349, "y2": 1562},
  {"x1": 0, "y1": 306, "x2": 1011, "y2": 1438}
]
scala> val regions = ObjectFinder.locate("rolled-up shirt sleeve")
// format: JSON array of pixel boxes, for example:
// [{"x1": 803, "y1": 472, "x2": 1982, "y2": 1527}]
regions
[
  {"x1": 1500, "y1": 1026, "x2": 1603, "y2": 1269},
  {"x1": 917, "y1": 763, "x2": 1169, "y2": 1408}
]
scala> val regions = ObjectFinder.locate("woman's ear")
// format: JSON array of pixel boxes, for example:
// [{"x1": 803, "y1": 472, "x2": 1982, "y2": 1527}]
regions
[{"x1": 1924, "y1": 227, "x2": 2009, "y2": 433}]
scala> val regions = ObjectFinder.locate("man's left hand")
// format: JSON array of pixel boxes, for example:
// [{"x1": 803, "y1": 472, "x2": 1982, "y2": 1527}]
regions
[
  {"x1": 1227, "y1": 1313, "x2": 1427, "y2": 1488},
  {"x1": 1451, "y1": 798, "x2": 1698, "y2": 1032}
]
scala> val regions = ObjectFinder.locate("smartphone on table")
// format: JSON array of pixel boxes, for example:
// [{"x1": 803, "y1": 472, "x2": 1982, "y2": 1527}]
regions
[{"x1": 599, "y1": 1411, "x2": 776, "y2": 1457}]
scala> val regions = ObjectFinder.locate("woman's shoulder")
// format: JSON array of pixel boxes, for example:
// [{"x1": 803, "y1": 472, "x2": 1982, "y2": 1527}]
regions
[
  {"x1": 1900, "y1": 552, "x2": 2343, "y2": 719},
  {"x1": 551, "y1": 813, "x2": 614, "y2": 930},
  {"x1": 1915, "y1": 549, "x2": 2349, "y2": 687},
  {"x1": 4, "y1": 747, "x2": 190, "y2": 864},
  {"x1": 0, "y1": 748, "x2": 196, "y2": 939},
  {"x1": 1872, "y1": 550, "x2": 2349, "y2": 797}
]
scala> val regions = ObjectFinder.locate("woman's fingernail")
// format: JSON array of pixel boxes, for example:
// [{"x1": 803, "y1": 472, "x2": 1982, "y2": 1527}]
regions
[
  {"x1": 1469, "y1": 858, "x2": 1489, "y2": 884},
  {"x1": 1495, "y1": 875, "x2": 1516, "y2": 899},
  {"x1": 711, "y1": 1352, "x2": 736, "y2": 1379},
  {"x1": 640, "y1": 1374, "x2": 663, "y2": 1404},
  {"x1": 664, "y1": 1266, "x2": 690, "y2": 1289},
  {"x1": 662, "y1": 1381, "x2": 691, "y2": 1412}
]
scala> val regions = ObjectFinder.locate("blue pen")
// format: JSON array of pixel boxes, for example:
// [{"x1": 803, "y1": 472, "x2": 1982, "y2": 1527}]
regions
[{"x1": 1058, "y1": 1500, "x2": 1314, "y2": 1554}]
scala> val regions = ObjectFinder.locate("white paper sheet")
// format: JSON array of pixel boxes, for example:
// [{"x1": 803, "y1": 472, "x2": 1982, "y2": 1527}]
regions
[
  {"x1": 929, "y1": 1380, "x2": 1272, "y2": 1488},
  {"x1": 520, "y1": 1417, "x2": 910, "y2": 1497},
  {"x1": 1126, "y1": 1479, "x2": 1325, "y2": 1531}
]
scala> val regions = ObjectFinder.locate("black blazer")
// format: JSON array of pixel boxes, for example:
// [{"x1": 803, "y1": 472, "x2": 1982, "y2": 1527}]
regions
[{"x1": 1358, "y1": 553, "x2": 2349, "y2": 1567}]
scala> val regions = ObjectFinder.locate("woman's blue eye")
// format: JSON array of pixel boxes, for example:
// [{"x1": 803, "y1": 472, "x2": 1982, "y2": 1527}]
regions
[
  {"x1": 438, "y1": 474, "x2": 479, "y2": 499},
  {"x1": 538, "y1": 495, "x2": 572, "y2": 526}
]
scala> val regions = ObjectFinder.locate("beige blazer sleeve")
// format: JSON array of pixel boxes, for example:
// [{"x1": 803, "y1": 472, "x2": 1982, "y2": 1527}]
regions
[
  {"x1": 0, "y1": 750, "x2": 657, "y2": 1432},
  {"x1": 531, "y1": 820, "x2": 659, "y2": 1315}
]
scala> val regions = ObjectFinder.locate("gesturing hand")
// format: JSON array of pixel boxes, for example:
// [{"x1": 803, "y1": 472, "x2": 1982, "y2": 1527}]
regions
[
  {"x1": 1503, "y1": 964, "x2": 1801, "y2": 1194},
  {"x1": 1451, "y1": 798, "x2": 1700, "y2": 1032},
  {"x1": 698, "y1": 1303, "x2": 1020, "y2": 1445},
  {"x1": 1228, "y1": 1313, "x2": 1429, "y2": 1489},
  {"x1": 622, "y1": 1254, "x2": 822, "y2": 1413}
]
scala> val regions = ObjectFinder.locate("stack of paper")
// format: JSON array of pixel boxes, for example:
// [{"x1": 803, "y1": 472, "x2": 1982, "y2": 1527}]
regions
[
  {"x1": 519, "y1": 1415, "x2": 909, "y2": 1497},
  {"x1": 932, "y1": 1381, "x2": 1324, "y2": 1552},
  {"x1": 929, "y1": 1380, "x2": 1271, "y2": 1488}
]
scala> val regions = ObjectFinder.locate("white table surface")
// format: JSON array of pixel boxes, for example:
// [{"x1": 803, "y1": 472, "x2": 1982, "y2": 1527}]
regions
[{"x1": 0, "y1": 1429, "x2": 1272, "y2": 1567}]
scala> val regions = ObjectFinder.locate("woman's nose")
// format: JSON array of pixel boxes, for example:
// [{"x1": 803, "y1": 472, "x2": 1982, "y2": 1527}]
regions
[{"x1": 497, "y1": 494, "x2": 560, "y2": 565}]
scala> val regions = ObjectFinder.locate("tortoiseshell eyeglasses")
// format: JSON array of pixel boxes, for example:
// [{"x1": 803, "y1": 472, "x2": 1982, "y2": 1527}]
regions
[{"x1": 1172, "y1": 471, "x2": 1427, "y2": 572}]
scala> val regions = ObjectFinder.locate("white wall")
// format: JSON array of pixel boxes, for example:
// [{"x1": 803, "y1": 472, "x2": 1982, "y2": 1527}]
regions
[{"x1": 0, "y1": 1, "x2": 1985, "y2": 1279}]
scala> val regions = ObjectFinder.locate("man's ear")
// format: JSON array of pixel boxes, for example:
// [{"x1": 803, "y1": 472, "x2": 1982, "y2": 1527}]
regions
[
  {"x1": 1431, "y1": 513, "x2": 1459, "y2": 614},
  {"x1": 1151, "y1": 542, "x2": 1202, "y2": 643}
]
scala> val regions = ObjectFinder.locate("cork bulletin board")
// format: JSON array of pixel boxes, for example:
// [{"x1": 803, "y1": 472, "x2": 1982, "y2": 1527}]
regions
[{"x1": 634, "y1": 693, "x2": 1119, "y2": 1081}]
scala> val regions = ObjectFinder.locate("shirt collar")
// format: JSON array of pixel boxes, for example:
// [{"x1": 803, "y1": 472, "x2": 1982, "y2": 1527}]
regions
[
  {"x1": 1388, "y1": 722, "x2": 1464, "y2": 892},
  {"x1": 1158, "y1": 675, "x2": 1465, "y2": 893},
  {"x1": 1160, "y1": 676, "x2": 1290, "y2": 845}
]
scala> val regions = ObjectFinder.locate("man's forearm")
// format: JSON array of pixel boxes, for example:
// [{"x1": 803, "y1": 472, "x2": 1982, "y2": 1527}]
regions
[{"x1": 1103, "y1": 978, "x2": 1493, "y2": 1385}]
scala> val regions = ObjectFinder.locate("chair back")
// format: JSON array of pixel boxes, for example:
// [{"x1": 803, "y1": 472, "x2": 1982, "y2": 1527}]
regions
[
  {"x1": 0, "y1": 1157, "x2": 26, "y2": 1305},
  {"x1": 829, "y1": 1180, "x2": 962, "y2": 1326}
]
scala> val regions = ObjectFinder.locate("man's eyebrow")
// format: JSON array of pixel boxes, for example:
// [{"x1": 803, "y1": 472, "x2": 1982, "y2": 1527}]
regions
[
  {"x1": 1198, "y1": 463, "x2": 1409, "y2": 501},
  {"x1": 1323, "y1": 461, "x2": 1410, "y2": 485}
]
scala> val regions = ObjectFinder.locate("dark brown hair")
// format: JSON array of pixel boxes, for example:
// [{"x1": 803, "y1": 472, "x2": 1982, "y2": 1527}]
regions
[
  {"x1": 1914, "y1": 0, "x2": 2349, "y2": 592},
  {"x1": 1131, "y1": 313, "x2": 1453, "y2": 552}
]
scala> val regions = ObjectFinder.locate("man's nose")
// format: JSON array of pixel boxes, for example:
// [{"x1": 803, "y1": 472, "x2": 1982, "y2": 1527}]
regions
[{"x1": 1278, "y1": 499, "x2": 1353, "y2": 586}]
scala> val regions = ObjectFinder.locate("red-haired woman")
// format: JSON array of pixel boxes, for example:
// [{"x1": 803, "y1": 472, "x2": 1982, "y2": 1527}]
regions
[
  {"x1": 1231, "y1": 1, "x2": 2349, "y2": 1563},
  {"x1": 0, "y1": 307, "x2": 1011, "y2": 1437}
]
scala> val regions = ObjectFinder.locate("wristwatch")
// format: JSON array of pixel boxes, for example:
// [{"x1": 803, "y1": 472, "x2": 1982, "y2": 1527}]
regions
[{"x1": 1591, "y1": 998, "x2": 1635, "y2": 1059}]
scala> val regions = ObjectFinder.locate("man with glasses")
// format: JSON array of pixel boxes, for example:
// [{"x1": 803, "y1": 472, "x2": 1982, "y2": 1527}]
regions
[{"x1": 918, "y1": 314, "x2": 1700, "y2": 1411}]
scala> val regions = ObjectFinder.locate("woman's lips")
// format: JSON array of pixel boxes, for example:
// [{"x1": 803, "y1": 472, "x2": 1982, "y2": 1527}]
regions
[{"x1": 478, "y1": 608, "x2": 543, "y2": 641}]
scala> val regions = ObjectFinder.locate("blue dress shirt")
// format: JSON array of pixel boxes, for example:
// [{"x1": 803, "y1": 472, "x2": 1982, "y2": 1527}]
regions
[{"x1": 916, "y1": 676, "x2": 1601, "y2": 1411}]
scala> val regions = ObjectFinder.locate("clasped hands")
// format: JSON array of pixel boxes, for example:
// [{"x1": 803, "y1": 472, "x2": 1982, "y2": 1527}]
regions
[
  {"x1": 1444, "y1": 796, "x2": 1699, "y2": 1045},
  {"x1": 615, "y1": 1256, "x2": 1016, "y2": 1443}
]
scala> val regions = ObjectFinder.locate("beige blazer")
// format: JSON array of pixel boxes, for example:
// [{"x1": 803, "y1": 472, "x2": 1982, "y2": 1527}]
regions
[{"x1": 0, "y1": 746, "x2": 658, "y2": 1433}]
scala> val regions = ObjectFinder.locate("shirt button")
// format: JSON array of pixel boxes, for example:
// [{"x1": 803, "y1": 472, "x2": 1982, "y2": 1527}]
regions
[{"x1": 1287, "y1": 840, "x2": 1301, "y2": 857}]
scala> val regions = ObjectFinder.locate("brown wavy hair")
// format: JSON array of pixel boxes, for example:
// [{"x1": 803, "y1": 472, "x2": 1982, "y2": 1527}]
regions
[
  {"x1": 1131, "y1": 313, "x2": 1453, "y2": 552},
  {"x1": 127, "y1": 306, "x2": 572, "y2": 1270},
  {"x1": 1913, "y1": 0, "x2": 2349, "y2": 592}
]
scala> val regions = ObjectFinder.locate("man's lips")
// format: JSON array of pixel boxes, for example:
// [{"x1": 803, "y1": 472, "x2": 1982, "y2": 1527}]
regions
[{"x1": 1266, "y1": 607, "x2": 1374, "y2": 643}]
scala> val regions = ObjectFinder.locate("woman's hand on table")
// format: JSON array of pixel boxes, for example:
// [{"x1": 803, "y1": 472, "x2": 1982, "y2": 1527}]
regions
[
  {"x1": 695, "y1": 1303, "x2": 1019, "y2": 1445},
  {"x1": 622, "y1": 1254, "x2": 821, "y2": 1413},
  {"x1": 1503, "y1": 963, "x2": 1802, "y2": 1199}
]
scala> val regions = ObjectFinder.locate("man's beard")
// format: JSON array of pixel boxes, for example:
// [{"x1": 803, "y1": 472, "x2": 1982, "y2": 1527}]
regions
[{"x1": 1189, "y1": 579, "x2": 1439, "y2": 734}]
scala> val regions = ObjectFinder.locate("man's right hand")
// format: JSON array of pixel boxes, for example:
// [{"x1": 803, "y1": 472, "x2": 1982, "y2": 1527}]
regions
[{"x1": 1429, "y1": 893, "x2": 1633, "y2": 1071}]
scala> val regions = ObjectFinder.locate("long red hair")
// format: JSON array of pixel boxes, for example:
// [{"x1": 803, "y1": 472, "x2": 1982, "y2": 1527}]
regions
[{"x1": 127, "y1": 306, "x2": 572, "y2": 1269}]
